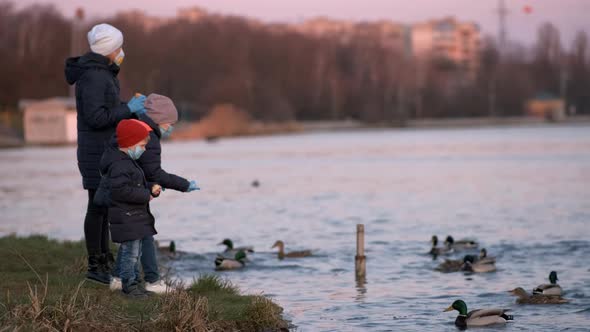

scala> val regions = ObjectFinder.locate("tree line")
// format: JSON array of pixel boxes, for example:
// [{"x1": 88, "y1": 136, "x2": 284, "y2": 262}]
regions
[{"x1": 0, "y1": 2, "x2": 589, "y2": 123}]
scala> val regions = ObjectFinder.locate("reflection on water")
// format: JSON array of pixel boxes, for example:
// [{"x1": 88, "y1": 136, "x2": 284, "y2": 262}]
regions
[
  {"x1": 1, "y1": 125, "x2": 590, "y2": 331},
  {"x1": 355, "y1": 277, "x2": 367, "y2": 303}
]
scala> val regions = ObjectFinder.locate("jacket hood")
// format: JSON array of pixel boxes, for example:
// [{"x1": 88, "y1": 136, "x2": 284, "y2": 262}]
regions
[
  {"x1": 65, "y1": 52, "x2": 120, "y2": 85},
  {"x1": 99, "y1": 135, "x2": 129, "y2": 175}
]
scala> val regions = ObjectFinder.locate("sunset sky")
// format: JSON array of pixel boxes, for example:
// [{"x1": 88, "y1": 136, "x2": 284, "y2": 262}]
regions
[{"x1": 14, "y1": 0, "x2": 590, "y2": 45}]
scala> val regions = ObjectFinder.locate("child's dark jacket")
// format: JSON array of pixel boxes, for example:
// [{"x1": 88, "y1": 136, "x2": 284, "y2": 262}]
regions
[{"x1": 100, "y1": 138, "x2": 156, "y2": 243}]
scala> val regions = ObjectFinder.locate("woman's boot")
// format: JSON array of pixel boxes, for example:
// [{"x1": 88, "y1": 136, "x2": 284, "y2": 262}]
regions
[
  {"x1": 101, "y1": 252, "x2": 116, "y2": 275},
  {"x1": 86, "y1": 254, "x2": 111, "y2": 284}
]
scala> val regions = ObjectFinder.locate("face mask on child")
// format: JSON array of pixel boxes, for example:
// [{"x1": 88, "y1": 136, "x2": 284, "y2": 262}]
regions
[
  {"x1": 114, "y1": 49, "x2": 125, "y2": 66},
  {"x1": 127, "y1": 146, "x2": 145, "y2": 160},
  {"x1": 159, "y1": 125, "x2": 174, "y2": 138}
]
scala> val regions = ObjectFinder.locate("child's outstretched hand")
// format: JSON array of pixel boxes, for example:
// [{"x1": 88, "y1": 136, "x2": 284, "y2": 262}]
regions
[
  {"x1": 187, "y1": 180, "x2": 200, "y2": 192},
  {"x1": 151, "y1": 184, "x2": 162, "y2": 197}
]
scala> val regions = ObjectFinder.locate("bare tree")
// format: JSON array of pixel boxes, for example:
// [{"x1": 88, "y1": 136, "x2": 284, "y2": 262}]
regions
[{"x1": 0, "y1": 1, "x2": 587, "y2": 122}]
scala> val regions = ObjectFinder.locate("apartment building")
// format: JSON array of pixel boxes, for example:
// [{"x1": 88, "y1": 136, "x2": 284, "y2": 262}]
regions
[{"x1": 411, "y1": 17, "x2": 481, "y2": 74}]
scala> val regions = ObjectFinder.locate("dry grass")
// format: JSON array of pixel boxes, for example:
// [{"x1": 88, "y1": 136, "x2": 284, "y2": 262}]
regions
[
  {"x1": 150, "y1": 287, "x2": 210, "y2": 331},
  {"x1": 1, "y1": 279, "x2": 120, "y2": 331},
  {"x1": 59, "y1": 255, "x2": 87, "y2": 275},
  {"x1": 0, "y1": 235, "x2": 289, "y2": 332},
  {"x1": 172, "y1": 104, "x2": 302, "y2": 141},
  {"x1": 240, "y1": 296, "x2": 287, "y2": 332}
]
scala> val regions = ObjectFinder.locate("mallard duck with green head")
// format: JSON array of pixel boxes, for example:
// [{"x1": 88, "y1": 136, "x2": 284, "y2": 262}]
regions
[
  {"x1": 444, "y1": 235, "x2": 478, "y2": 251},
  {"x1": 444, "y1": 300, "x2": 513, "y2": 329},
  {"x1": 271, "y1": 240, "x2": 312, "y2": 259},
  {"x1": 533, "y1": 271, "x2": 562, "y2": 296},
  {"x1": 462, "y1": 249, "x2": 496, "y2": 273},
  {"x1": 218, "y1": 238, "x2": 254, "y2": 254},
  {"x1": 429, "y1": 235, "x2": 453, "y2": 256},
  {"x1": 215, "y1": 250, "x2": 247, "y2": 271},
  {"x1": 478, "y1": 248, "x2": 496, "y2": 264},
  {"x1": 509, "y1": 287, "x2": 569, "y2": 304},
  {"x1": 436, "y1": 248, "x2": 492, "y2": 273},
  {"x1": 436, "y1": 254, "x2": 477, "y2": 273}
]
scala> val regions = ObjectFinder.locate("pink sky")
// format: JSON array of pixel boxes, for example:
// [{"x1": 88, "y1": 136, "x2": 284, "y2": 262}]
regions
[{"x1": 15, "y1": 0, "x2": 590, "y2": 45}]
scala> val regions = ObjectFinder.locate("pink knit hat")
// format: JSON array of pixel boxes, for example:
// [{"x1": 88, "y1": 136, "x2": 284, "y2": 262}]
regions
[{"x1": 145, "y1": 94, "x2": 178, "y2": 125}]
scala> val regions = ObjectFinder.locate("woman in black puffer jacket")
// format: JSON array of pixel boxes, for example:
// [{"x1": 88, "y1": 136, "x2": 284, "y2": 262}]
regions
[{"x1": 64, "y1": 23, "x2": 146, "y2": 284}]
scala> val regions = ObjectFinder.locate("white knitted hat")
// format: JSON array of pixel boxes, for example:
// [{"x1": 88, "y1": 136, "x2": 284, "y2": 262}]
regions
[{"x1": 87, "y1": 23, "x2": 123, "y2": 56}]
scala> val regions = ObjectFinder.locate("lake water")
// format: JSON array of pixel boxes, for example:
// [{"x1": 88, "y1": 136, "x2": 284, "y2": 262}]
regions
[{"x1": 1, "y1": 125, "x2": 590, "y2": 331}]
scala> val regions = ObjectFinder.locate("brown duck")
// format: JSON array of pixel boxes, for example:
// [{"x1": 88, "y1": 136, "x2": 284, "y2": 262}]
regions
[
  {"x1": 509, "y1": 287, "x2": 569, "y2": 304},
  {"x1": 271, "y1": 240, "x2": 312, "y2": 259}
]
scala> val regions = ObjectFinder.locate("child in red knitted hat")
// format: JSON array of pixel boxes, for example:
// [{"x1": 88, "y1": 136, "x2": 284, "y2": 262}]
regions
[{"x1": 98, "y1": 119, "x2": 162, "y2": 298}]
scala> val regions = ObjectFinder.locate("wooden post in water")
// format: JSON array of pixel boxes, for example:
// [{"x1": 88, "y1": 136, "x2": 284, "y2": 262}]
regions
[{"x1": 355, "y1": 224, "x2": 366, "y2": 280}]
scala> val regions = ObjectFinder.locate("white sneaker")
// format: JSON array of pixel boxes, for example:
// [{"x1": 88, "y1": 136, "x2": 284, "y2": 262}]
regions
[
  {"x1": 110, "y1": 277, "x2": 122, "y2": 291},
  {"x1": 145, "y1": 280, "x2": 169, "y2": 294}
]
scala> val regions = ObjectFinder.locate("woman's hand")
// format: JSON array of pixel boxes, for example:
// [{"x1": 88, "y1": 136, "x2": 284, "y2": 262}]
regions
[{"x1": 128, "y1": 94, "x2": 146, "y2": 115}]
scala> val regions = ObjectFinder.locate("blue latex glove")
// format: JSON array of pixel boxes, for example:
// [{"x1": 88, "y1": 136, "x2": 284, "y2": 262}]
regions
[
  {"x1": 187, "y1": 180, "x2": 200, "y2": 192},
  {"x1": 127, "y1": 95, "x2": 147, "y2": 114}
]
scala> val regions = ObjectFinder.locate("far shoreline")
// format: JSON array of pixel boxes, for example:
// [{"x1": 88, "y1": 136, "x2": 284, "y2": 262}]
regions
[{"x1": 2, "y1": 115, "x2": 590, "y2": 148}]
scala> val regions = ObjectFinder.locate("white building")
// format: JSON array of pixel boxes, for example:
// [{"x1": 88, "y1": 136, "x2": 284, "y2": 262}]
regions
[{"x1": 20, "y1": 97, "x2": 77, "y2": 145}]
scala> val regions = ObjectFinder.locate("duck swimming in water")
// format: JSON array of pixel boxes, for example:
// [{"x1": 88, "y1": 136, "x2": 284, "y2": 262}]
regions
[
  {"x1": 436, "y1": 248, "x2": 493, "y2": 273},
  {"x1": 462, "y1": 253, "x2": 496, "y2": 273},
  {"x1": 444, "y1": 235, "x2": 478, "y2": 251},
  {"x1": 474, "y1": 248, "x2": 495, "y2": 264},
  {"x1": 509, "y1": 287, "x2": 569, "y2": 304},
  {"x1": 429, "y1": 235, "x2": 453, "y2": 256},
  {"x1": 533, "y1": 271, "x2": 563, "y2": 296},
  {"x1": 444, "y1": 300, "x2": 513, "y2": 329},
  {"x1": 435, "y1": 257, "x2": 465, "y2": 273},
  {"x1": 215, "y1": 250, "x2": 247, "y2": 271},
  {"x1": 271, "y1": 240, "x2": 312, "y2": 259},
  {"x1": 218, "y1": 238, "x2": 254, "y2": 254}
]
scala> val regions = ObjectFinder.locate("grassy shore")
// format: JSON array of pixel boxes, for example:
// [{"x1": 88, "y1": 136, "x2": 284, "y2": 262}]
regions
[{"x1": 0, "y1": 235, "x2": 288, "y2": 331}]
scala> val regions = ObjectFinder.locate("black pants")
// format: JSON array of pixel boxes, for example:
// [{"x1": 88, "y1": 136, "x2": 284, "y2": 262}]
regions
[{"x1": 84, "y1": 189, "x2": 110, "y2": 256}]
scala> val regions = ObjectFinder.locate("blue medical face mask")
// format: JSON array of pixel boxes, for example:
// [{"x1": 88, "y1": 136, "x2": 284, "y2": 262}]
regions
[
  {"x1": 127, "y1": 145, "x2": 145, "y2": 160},
  {"x1": 159, "y1": 125, "x2": 174, "y2": 138}
]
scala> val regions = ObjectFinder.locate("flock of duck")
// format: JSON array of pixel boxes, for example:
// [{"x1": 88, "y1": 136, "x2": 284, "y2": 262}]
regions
[
  {"x1": 158, "y1": 236, "x2": 569, "y2": 329},
  {"x1": 430, "y1": 235, "x2": 569, "y2": 329},
  {"x1": 213, "y1": 239, "x2": 313, "y2": 270}
]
